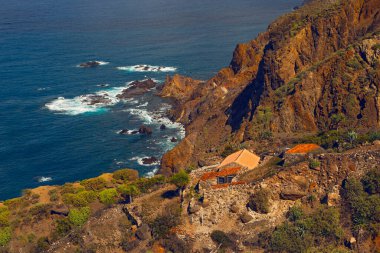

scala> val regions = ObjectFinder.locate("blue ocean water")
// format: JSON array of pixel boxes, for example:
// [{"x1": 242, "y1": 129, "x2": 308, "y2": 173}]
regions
[{"x1": 0, "y1": 0, "x2": 301, "y2": 199}]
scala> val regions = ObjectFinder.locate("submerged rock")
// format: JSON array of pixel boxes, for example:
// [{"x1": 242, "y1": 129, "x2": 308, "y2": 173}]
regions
[
  {"x1": 139, "y1": 125, "x2": 153, "y2": 135},
  {"x1": 160, "y1": 124, "x2": 166, "y2": 130},
  {"x1": 79, "y1": 61, "x2": 101, "y2": 68}
]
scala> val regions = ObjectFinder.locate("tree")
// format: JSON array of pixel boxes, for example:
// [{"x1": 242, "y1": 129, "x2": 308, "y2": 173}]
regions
[
  {"x1": 118, "y1": 184, "x2": 140, "y2": 203},
  {"x1": 170, "y1": 170, "x2": 190, "y2": 201},
  {"x1": 113, "y1": 169, "x2": 139, "y2": 182}
]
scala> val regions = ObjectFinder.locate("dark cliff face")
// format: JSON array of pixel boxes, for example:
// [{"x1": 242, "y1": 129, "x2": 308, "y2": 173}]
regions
[{"x1": 159, "y1": 0, "x2": 380, "y2": 175}]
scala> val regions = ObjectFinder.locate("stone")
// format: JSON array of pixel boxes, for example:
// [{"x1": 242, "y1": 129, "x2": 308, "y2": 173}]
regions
[
  {"x1": 240, "y1": 212, "x2": 253, "y2": 223},
  {"x1": 138, "y1": 125, "x2": 153, "y2": 135},
  {"x1": 135, "y1": 224, "x2": 151, "y2": 240},
  {"x1": 160, "y1": 124, "x2": 166, "y2": 130},
  {"x1": 280, "y1": 189, "x2": 306, "y2": 200},
  {"x1": 230, "y1": 204, "x2": 240, "y2": 213}
]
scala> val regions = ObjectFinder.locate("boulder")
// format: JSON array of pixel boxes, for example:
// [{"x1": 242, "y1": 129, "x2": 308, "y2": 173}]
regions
[
  {"x1": 240, "y1": 213, "x2": 253, "y2": 223},
  {"x1": 160, "y1": 124, "x2": 166, "y2": 130},
  {"x1": 116, "y1": 79, "x2": 157, "y2": 99},
  {"x1": 280, "y1": 189, "x2": 306, "y2": 200},
  {"x1": 171, "y1": 137, "x2": 178, "y2": 142},
  {"x1": 139, "y1": 125, "x2": 153, "y2": 135},
  {"x1": 135, "y1": 224, "x2": 151, "y2": 240},
  {"x1": 142, "y1": 157, "x2": 158, "y2": 165}
]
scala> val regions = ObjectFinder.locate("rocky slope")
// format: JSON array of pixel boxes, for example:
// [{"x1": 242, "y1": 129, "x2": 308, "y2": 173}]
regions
[{"x1": 159, "y1": 0, "x2": 380, "y2": 175}]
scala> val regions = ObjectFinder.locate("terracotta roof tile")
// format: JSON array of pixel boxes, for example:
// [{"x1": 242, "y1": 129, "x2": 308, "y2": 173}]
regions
[
  {"x1": 200, "y1": 167, "x2": 241, "y2": 181},
  {"x1": 218, "y1": 149, "x2": 260, "y2": 170},
  {"x1": 286, "y1": 144, "x2": 322, "y2": 154}
]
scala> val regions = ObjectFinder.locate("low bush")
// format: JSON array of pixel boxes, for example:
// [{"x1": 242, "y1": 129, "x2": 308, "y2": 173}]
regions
[
  {"x1": 248, "y1": 189, "x2": 271, "y2": 214},
  {"x1": 55, "y1": 218, "x2": 72, "y2": 236},
  {"x1": 48, "y1": 189, "x2": 59, "y2": 202},
  {"x1": 150, "y1": 205, "x2": 181, "y2": 239},
  {"x1": 0, "y1": 227, "x2": 11, "y2": 246},
  {"x1": 210, "y1": 230, "x2": 236, "y2": 249},
  {"x1": 221, "y1": 145, "x2": 239, "y2": 158},
  {"x1": 113, "y1": 169, "x2": 139, "y2": 182},
  {"x1": 286, "y1": 205, "x2": 304, "y2": 222},
  {"x1": 0, "y1": 207, "x2": 10, "y2": 227},
  {"x1": 63, "y1": 190, "x2": 97, "y2": 207},
  {"x1": 68, "y1": 207, "x2": 91, "y2": 227},
  {"x1": 361, "y1": 169, "x2": 380, "y2": 194},
  {"x1": 29, "y1": 203, "x2": 52, "y2": 218},
  {"x1": 99, "y1": 188, "x2": 118, "y2": 206},
  {"x1": 268, "y1": 206, "x2": 343, "y2": 252},
  {"x1": 343, "y1": 175, "x2": 380, "y2": 233},
  {"x1": 309, "y1": 159, "x2": 321, "y2": 169},
  {"x1": 80, "y1": 178, "x2": 106, "y2": 191},
  {"x1": 135, "y1": 175, "x2": 166, "y2": 193}
]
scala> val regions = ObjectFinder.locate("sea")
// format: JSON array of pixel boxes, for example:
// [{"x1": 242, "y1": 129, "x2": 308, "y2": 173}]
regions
[{"x1": 0, "y1": 0, "x2": 301, "y2": 200}]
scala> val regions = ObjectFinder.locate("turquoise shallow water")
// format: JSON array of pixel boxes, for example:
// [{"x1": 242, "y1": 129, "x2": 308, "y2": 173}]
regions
[{"x1": 0, "y1": 0, "x2": 301, "y2": 199}]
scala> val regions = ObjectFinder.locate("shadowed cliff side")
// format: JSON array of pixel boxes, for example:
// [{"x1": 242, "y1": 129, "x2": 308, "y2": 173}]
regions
[{"x1": 159, "y1": 0, "x2": 380, "y2": 175}]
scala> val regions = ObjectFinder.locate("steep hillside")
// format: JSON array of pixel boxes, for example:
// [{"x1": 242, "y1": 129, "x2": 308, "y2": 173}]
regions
[{"x1": 159, "y1": 0, "x2": 380, "y2": 175}]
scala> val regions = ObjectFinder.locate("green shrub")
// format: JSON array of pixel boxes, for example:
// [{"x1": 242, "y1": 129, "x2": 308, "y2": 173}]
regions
[
  {"x1": 170, "y1": 170, "x2": 190, "y2": 192},
  {"x1": 0, "y1": 207, "x2": 9, "y2": 227},
  {"x1": 35, "y1": 237, "x2": 50, "y2": 252},
  {"x1": 361, "y1": 169, "x2": 380, "y2": 194},
  {"x1": 135, "y1": 175, "x2": 166, "y2": 193},
  {"x1": 68, "y1": 207, "x2": 91, "y2": 227},
  {"x1": 55, "y1": 218, "x2": 72, "y2": 236},
  {"x1": 63, "y1": 190, "x2": 97, "y2": 207},
  {"x1": 113, "y1": 169, "x2": 139, "y2": 182},
  {"x1": 309, "y1": 159, "x2": 321, "y2": 169},
  {"x1": 343, "y1": 177, "x2": 380, "y2": 231},
  {"x1": 372, "y1": 44, "x2": 380, "y2": 51},
  {"x1": 287, "y1": 205, "x2": 304, "y2": 222},
  {"x1": 210, "y1": 230, "x2": 236, "y2": 249},
  {"x1": 99, "y1": 188, "x2": 118, "y2": 205},
  {"x1": 80, "y1": 178, "x2": 106, "y2": 191},
  {"x1": 270, "y1": 222, "x2": 311, "y2": 253},
  {"x1": 248, "y1": 189, "x2": 271, "y2": 214},
  {"x1": 0, "y1": 227, "x2": 11, "y2": 246}
]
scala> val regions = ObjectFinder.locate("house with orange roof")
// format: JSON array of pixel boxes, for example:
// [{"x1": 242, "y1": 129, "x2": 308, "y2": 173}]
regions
[
  {"x1": 283, "y1": 143, "x2": 324, "y2": 165},
  {"x1": 198, "y1": 149, "x2": 260, "y2": 189}
]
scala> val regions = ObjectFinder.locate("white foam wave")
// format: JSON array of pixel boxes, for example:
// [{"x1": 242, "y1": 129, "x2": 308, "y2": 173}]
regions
[
  {"x1": 45, "y1": 82, "x2": 134, "y2": 115},
  {"x1": 145, "y1": 168, "x2": 159, "y2": 178},
  {"x1": 136, "y1": 102, "x2": 148, "y2": 108},
  {"x1": 117, "y1": 64, "x2": 177, "y2": 72},
  {"x1": 37, "y1": 176, "x2": 52, "y2": 183},
  {"x1": 96, "y1": 61, "x2": 109, "y2": 65}
]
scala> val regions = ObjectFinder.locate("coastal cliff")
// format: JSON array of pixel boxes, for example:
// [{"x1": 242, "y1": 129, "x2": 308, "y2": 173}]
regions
[{"x1": 160, "y1": 0, "x2": 380, "y2": 175}]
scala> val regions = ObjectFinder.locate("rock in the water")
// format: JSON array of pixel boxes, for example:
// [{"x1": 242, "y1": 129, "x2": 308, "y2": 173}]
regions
[
  {"x1": 79, "y1": 61, "x2": 101, "y2": 68},
  {"x1": 135, "y1": 224, "x2": 151, "y2": 240},
  {"x1": 171, "y1": 137, "x2": 178, "y2": 142},
  {"x1": 142, "y1": 157, "x2": 158, "y2": 165},
  {"x1": 160, "y1": 124, "x2": 166, "y2": 130},
  {"x1": 240, "y1": 213, "x2": 253, "y2": 223},
  {"x1": 116, "y1": 79, "x2": 157, "y2": 99},
  {"x1": 139, "y1": 125, "x2": 153, "y2": 135}
]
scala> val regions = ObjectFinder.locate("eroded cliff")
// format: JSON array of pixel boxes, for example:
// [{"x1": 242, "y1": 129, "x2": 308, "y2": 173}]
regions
[{"x1": 160, "y1": 0, "x2": 380, "y2": 175}]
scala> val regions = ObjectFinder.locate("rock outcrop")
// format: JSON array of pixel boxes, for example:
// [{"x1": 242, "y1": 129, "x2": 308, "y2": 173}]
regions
[{"x1": 160, "y1": 0, "x2": 380, "y2": 174}]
